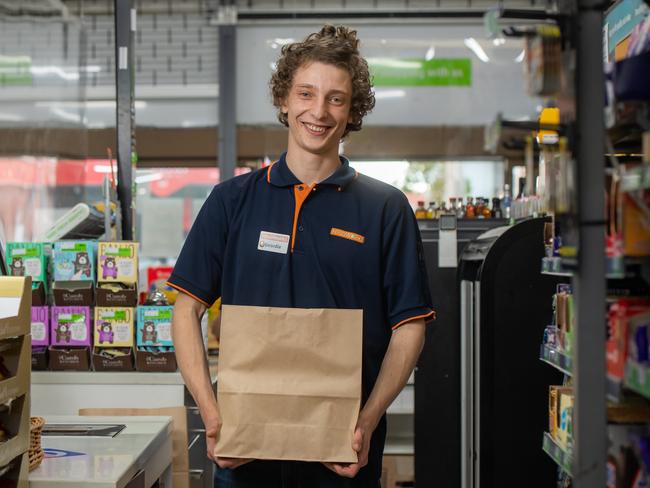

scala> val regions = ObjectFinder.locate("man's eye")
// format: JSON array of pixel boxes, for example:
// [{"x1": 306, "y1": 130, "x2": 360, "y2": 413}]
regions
[{"x1": 299, "y1": 92, "x2": 311, "y2": 97}]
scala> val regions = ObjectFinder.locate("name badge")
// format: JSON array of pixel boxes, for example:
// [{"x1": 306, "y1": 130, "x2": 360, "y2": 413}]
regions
[{"x1": 258, "y1": 231, "x2": 290, "y2": 254}]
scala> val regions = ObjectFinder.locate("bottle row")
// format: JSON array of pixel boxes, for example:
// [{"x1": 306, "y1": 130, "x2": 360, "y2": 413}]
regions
[{"x1": 414, "y1": 188, "x2": 512, "y2": 220}]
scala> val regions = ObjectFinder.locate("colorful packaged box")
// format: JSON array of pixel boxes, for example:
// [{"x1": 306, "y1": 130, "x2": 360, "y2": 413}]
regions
[
  {"x1": 146, "y1": 266, "x2": 177, "y2": 305},
  {"x1": 53, "y1": 240, "x2": 96, "y2": 282},
  {"x1": 607, "y1": 299, "x2": 650, "y2": 381},
  {"x1": 557, "y1": 390, "x2": 574, "y2": 451},
  {"x1": 137, "y1": 306, "x2": 173, "y2": 347},
  {"x1": 5, "y1": 242, "x2": 51, "y2": 289},
  {"x1": 94, "y1": 307, "x2": 135, "y2": 348},
  {"x1": 31, "y1": 306, "x2": 49, "y2": 347},
  {"x1": 97, "y1": 242, "x2": 139, "y2": 284},
  {"x1": 50, "y1": 306, "x2": 92, "y2": 347}
]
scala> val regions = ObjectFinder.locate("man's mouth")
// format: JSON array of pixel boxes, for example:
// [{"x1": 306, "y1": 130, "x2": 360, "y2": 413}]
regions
[{"x1": 302, "y1": 122, "x2": 331, "y2": 136}]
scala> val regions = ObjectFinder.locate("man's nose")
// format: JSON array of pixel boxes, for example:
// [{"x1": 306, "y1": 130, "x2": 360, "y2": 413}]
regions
[{"x1": 311, "y1": 97, "x2": 328, "y2": 120}]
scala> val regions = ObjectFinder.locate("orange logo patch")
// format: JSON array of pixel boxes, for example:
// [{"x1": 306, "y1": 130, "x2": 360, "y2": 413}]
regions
[{"x1": 330, "y1": 227, "x2": 365, "y2": 244}]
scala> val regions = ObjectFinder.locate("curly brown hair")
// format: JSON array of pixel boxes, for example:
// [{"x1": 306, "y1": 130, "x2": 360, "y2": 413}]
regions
[{"x1": 270, "y1": 25, "x2": 375, "y2": 138}]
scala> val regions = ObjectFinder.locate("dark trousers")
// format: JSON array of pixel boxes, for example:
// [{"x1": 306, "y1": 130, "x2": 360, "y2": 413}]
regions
[{"x1": 213, "y1": 460, "x2": 381, "y2": 488}]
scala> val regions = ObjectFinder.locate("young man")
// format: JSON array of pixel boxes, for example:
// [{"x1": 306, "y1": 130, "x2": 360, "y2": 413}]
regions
[{"x1": 169, "y1": 25, "x2": 435, "y2": 487}]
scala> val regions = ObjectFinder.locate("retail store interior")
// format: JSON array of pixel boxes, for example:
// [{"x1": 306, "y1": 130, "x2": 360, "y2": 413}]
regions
[{"x1": 0, "y1": 0, "x2": 649, "y2": 486}]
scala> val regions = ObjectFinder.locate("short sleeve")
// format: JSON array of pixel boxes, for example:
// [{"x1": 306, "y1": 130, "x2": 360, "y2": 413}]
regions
[
  {"x1": 382, "y1": 193, "x2": 436, "y2": 330},
  {"x1": 167, "y1": 186, "x2": 228, "y2": 307}
]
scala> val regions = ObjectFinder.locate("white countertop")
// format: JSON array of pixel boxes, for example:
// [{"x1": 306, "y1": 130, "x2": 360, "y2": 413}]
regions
[
  {"x1": 32, "y1": 371, "x2": 186, "y2": 385},
  {"x1": 30, "y1": 415, "x2": 173, "y2": 488}
]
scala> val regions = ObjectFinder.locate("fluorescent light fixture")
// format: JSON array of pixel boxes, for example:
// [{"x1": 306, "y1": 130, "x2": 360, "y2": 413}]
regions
[
  {"x1": 425, "y1": 46, "x2": 435, "y2": 61},
  {"x1": 35, "y1": 101, "x2": 147, "y2": 109},
  {"x1": 30, "y1": 66, "x2": 80, "y2": 81},
  {"x1": 50, "y1": 107, "x2": 84, "y2": 123},
  {"x1": 0, "y1": 113, "x2": 24, "y2": 122},
  {"x1": 81, "y1": 65, "x2": 101, "y2": 73},
  {"x1": 93, "y1": 165, "x2": 114, "y2": 173},
  {"x1": 367, "y1": 58, "x2": 422, "y2": 69},
  {"x1": 492, "y1": 37, "x2": 506, "y2": 46},
  {"x1": 464, "y1": 38, "x2": 490, "y2": 63},
  {"x1": 515, "y1": 50, "x2": 526, "y2": 63},
  {"x1": 373, "y1": 89, "x2": 406, "y2": 100}
]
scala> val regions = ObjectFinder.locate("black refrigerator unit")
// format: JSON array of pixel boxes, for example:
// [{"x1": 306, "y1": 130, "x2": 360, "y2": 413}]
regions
[{"x1": 415, "y1": 217, "x2": 564, "y2": 488}]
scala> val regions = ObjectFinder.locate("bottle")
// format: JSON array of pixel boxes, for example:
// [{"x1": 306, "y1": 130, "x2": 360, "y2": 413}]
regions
[
  {"x1": 465, "y1": 197, "x2": 476, "y2": 219},
  {"x1": 449, "y1": 197, "x2": 457, "y2": 216},
  {"x1": 456, "y1": 197, "x2": 465, "y2": 219},
  {"x1": 492, "y1": 197, "x2": 503, "y2": 218},
  {"x1": 502, "y1": 184, "x2": 512, "y2": 219},
  {"x1": 481, "y1": 198, "x2": 492, "y2": 218},
  {"x1": 415, "y1": 201, "x2": 428, "y2": 219},
  {"x1": 475, "y1": 198, "x2": 485, "y2": 219},
  {"x1": 427, "y1": 202, "x2": 436, "y2": 219}
]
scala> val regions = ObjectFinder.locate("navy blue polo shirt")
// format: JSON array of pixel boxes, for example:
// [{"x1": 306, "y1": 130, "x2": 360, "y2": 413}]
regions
[{"x1": 168, "y1": 152, "x2": 434, "y2": 482}]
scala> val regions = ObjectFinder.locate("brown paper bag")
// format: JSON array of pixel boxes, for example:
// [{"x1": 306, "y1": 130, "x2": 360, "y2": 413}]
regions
[{"x1": 215, "y1": 305, "x2": 363, "y2": 463}]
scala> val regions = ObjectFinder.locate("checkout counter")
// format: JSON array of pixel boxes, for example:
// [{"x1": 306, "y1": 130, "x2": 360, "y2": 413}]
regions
[{"x1": 29, "y1": 416, "x2": 172, "y2": 487}]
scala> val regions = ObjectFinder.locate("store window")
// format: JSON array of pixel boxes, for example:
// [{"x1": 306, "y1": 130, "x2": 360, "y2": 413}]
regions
[{"x1": 352, "y1": 159, "x2": 505, "y2": 209}]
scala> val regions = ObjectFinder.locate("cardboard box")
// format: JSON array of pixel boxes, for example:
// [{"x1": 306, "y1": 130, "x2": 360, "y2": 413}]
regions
[
  {"x1": 0, "y1": 336, "x2": 30, "y2": 405},
  {"x1": 549, "y1": 385, "x2": 572, "y2": 442},
  {"x1": 97, "y1": 241, "x2": 139, "y2": 284},
  {"x1": 5, "y1": 242, "x2": 51, "y2": 291},
  {"x1": 50, "y1": 306, "x2": 92, "y2": 347},
  {"x1": 52, "y1": 281, "x2": 94, "y2": 307},
  {"x1": 94, "y1": 307, "x2": 135, "y2": 347},
  {"x1": 31, "y1": 306, "x2": 49, "y2": 346},
  {"x1": 0, "y1": 277, "x2": 31, "y2": 341},
  {"x1": 146, "y1": 266, "x2": 177, "y2": 304},
  {"x1": 53, "y1": 240, "x2": 96, "y2": 281},
  {"x1": 137, "y1": 306, "x2": 173, "y2": 346},
  {"x1": 96, "y1": 284, "x2": 138, "y2": 307},
  {"x1": 0, "y1": 394, "x2": 30, "y2": 468},
  {"x1": 91, "y1": 347, "x2": 135, "y2": 371},
  {"x1": 135, "y1": 347, "x2": 177, "y2": 372},
  {"x1": 49, "y1": 346, "x2": 91, "y2": 371},
  {"x1": 31, "y1": 346, "x2": 48, "y2": 371}
]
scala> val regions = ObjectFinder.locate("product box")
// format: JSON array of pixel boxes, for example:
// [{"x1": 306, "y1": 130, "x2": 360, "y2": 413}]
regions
[
  {"x1": 0, "y1": 336, "x2": 30, "y2": 406},
  {"x1": 97, "y1": 241, "x2": 139, "y2": 284},
  {"x1": 49, "y1": 346, "x2": 91, "y2": 371},
  {"x1": 52, "y1": 281, "x2": 94, "y2": 307},
  {"x1": 607, "y1": 299, "x2": 650, "y2": 381},
  {"x1": 0, "y1": 277, "x2": 31, "y2": 341},
  {"x1": 50, "y1": 306, "x2": 92, "y2": 347},
  {"x1": 137, "y1": 306, "x2": 173, "y2": 347},
  {"x1": 5, "y1": 242, "x2": 51, "y2": 290},
  {"x1": 549, "y1": 385, "x2": 572, "y2": 440},
  {"x1": 96, "y1": 283, "x2": 138, "y2": 307},
  {"x1": 135, "y1": 347, "x2": 177, "y2": 372},
  {"x1": 94, "y1": 307, "x2": 135, "y2": 348},
  {"x1": 31, "y1": 306, "x2": 49, "y2": 346},
  {"x1": 0, "y1": 394, "x2": 30, "y2": 468},
  {"x1": 557, "y1": 390, "x2": 574, "y2": 451},
  {"x1": 31, "y1": 281, "x2": 46, "y2": 306},
  {"x1": 53, "y1": 240, "x2": 96, "y2": 281},
  {"x1": 91, "y1": 347, "x2": 135, "y2": 371},
  {"x1": 32, "y1": 346, "x2": 48, "y2": 371}
]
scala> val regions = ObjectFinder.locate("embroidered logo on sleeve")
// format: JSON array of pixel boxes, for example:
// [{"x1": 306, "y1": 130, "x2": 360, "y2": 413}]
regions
[{"x1": 330, "y1": 228, "x2": 365, "y2": 244}]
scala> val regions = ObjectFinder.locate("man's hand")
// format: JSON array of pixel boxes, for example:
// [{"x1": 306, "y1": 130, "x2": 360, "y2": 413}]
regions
[
  {"x1": 204, "y1": 413, "x2": 252, "y2": 470},
  {"x1": 322, "y1": 421, "x2": 373, "y2": 478}
]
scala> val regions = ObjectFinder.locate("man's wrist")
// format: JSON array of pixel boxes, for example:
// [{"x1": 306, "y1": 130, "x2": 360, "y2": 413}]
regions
[{"x1": 357, "y1": 406, "x2": 381, "y2": 433}]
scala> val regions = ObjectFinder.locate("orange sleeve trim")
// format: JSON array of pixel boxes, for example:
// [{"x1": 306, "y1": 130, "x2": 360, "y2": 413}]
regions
[
  {"x1": 392, "y1": 311, "x2": 436, "y2": 331},
  {"x1": 166, "y1": 281, "x2": 211, "y2": 307},
  {"x1": 266, "y1": 161, "x2": 276, "y2": 184}
]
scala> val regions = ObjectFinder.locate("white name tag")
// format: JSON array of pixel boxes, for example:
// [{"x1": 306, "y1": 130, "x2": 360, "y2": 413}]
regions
[{"x1": 258, "y1": 231, "x2": 290, "y2": 254}]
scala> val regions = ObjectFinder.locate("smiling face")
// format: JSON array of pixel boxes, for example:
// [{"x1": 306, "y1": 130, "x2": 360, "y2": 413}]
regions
[{"x1": 281, "y1": 61, "x2": 352, "y2": 160}]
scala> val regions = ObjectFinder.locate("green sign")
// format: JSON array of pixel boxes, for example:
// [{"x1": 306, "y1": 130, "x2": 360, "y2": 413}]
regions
[
  {"x1": 101, "y1": 310, "x2": 127, "y2": 321},
  {"x1": 368, "y1": 58, "x2": 471, "y2": 87},
  {"x1": 61, "y1": 243, "x2": 88, "y2": 252},
  {"x1": 0, "y1": 56, "x2": 32, "y2": 86},
  {"x1": 145, "y1": 310, "x2": 171, "y2": 320},
  {"x1": 59, "y1": 314, "x2": 86, "y2": 325},
  {"x1": 105, "y1": 248, "x2": 132, "y2": 258}
]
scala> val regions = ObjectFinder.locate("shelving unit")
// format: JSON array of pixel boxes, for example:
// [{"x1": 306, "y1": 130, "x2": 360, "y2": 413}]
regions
[
  {"x1": 542, "y1": 432, "x2": 573, "y2": 476},
  {"x1": 539, "y1": 344, "x2": 572, "y2": 376}
]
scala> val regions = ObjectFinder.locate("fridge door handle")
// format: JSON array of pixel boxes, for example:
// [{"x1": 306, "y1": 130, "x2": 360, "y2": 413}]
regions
[{"x1": 474, "y1": 280, "x2": 481, "y2": 488}]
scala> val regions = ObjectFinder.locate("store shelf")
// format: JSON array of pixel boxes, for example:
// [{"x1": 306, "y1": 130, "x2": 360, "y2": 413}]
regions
[
  {"x1": 624, "y1": 360, "x2": 650, "y2": 400},
  {"x1": 621, "y1": 166, "x2": 650, "y2": 192},
  {"x1": 384, "y1": 437, "x2": 414, "y2": 456},
  {"x1": 541, "y1": 256, "x2": 626, "y2": 279},
  {"x1": 542, "y1": 432, "x2": 573, "y2": 477},
  {"x1": 539, "y1": 344, "x2": 572, "y2": 376},
  {"x1": 31, "y1": 371, "x2": 186, "y2": 385}
]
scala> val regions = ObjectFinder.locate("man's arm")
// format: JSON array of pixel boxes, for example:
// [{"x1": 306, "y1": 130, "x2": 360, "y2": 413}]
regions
[
  {"x1": 324, "y1": 318, "x2": 426, "y2": 478},
  {"x1": 172, "y1": 292, "x2": 248, "y2": 469}
]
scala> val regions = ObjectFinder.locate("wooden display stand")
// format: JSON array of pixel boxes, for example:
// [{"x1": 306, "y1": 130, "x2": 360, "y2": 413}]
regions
[{"x1": 0, "y1": 277, "x2": 32, "y2": 485}]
